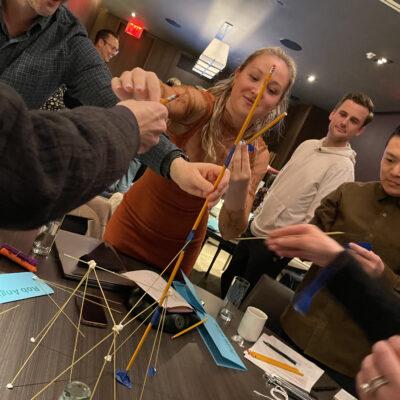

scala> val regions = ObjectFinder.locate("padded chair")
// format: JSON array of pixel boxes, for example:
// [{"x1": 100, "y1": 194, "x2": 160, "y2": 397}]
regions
[
  {"x1": 240, "y1": 274, "x2": 294, "y2": 333},
  {"x1": 63, "y1": 195, "x2": 122, "y2": 239}
]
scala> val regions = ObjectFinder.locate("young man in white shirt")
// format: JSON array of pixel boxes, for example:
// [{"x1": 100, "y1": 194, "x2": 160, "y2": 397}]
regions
[{"x1": 221, "y1": 92, "x2": 374, "y2": 296}]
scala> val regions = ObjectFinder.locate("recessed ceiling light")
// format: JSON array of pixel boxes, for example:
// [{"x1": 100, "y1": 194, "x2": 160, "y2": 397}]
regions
[
  {"x1": 307, "y1": 75, "x2": 316, "y2": 82},
  {"x1": 165, "y1": 18, "x2": 181, "y2": 28},
  {"x1": 280, "y1": 38, "x2": 302, "y2": 51},
  {"x1": 131, "y1": 12, "x2": 136, "y2": 17}
]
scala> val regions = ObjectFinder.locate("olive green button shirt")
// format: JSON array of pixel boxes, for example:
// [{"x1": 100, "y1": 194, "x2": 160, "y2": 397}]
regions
[{"x1": 281, "y1": 181, "x2": 400, "y2": 377}]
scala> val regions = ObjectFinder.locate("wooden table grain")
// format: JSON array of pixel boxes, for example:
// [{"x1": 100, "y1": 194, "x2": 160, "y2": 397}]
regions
[{"x1": 0, "y1": 229, "x2": 340, "y2": 400}]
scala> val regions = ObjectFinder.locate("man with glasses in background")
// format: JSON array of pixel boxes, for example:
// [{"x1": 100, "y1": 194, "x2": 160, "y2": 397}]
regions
[{"x1": 94, "y1": 29, "x2": 119, "y2": 63}]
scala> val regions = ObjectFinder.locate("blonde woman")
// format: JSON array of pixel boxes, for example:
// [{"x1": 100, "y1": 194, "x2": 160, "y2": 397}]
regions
[{"x1": 104, "y1": 47, "x2": 296, "y2": 276}]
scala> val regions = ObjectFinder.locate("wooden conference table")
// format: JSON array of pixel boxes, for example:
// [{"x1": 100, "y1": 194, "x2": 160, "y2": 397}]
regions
[{"x1": 0, "y1": 229, "x2": 340, "y2": 400}]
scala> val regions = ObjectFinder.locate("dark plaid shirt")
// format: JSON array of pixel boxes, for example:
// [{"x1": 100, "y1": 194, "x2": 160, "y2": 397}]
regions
[{"x1": 0, "y1": 3, "x2": 118, "y2": 109}]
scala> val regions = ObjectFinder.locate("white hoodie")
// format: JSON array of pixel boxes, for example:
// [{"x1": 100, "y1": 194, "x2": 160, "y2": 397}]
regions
[{"x1": 251, "y1": 137, "x2": 356, "y2": 236}]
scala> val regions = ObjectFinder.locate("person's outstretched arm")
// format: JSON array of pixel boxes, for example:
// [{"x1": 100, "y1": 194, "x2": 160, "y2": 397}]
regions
[{"x1": 0, "y1": 82, "x2": 167, "y2": 229}]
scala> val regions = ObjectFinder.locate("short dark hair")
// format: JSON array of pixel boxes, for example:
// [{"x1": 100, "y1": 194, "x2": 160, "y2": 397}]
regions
[
  {"x1": 333, "y1": 92, "x2": 374, "y2": 127},
  {"x1": 94, "y1": 29, "x2": 118, "y2": 45},
  {"x1": 385, "y1": 125, "x2": 400, "y2": 148}
]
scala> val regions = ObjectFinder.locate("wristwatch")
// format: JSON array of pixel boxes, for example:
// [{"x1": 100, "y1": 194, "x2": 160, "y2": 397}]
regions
[{"x1": 161, "y1": 149, "x2": 190, "y2": 180}]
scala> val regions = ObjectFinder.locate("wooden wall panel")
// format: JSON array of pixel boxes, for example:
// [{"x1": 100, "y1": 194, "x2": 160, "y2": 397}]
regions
[{"x1": 67, "y1": 0, "x2": 102, "y2": 34}]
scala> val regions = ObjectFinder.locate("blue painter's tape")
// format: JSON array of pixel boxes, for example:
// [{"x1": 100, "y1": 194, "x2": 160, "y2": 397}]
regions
[
  {"x1": 343, "y1": 242, "x2": 372, "y2": 251},
  {"x1": 224, "y1": 145, "x2": 236, "y2": 168},
  {"x1": 293, "y1": 266, "x2": 336, "y2": 315},
  {"x1": 115, "y1": 369, "x2": 132, "y2": 388},
  {"x1": 151, "y1": 306, "x2": 162, "y2": 326},
  {"x1": 185, "y1": 230, "x2": 195, "y2": 244}
]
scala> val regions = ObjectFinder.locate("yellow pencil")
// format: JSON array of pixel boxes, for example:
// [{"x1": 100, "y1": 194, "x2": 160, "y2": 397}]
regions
[
  {"x1": 170, "y1": 318, "x2": 208, "y2": 339},
  {"x1": 247, "y1": 349, "x2": 304, "y2": 376},
  {"x1": 245, "y1": 112, "x2": 287, "y2": 144},
  {"x1": 160, "y1": 93, "x2": 180, "y2": 105}
]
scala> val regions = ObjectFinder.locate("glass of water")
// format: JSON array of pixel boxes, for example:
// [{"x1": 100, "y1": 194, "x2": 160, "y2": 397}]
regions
[{"x1": 218, "y1": 276, "x2": 250, "y2": 322}]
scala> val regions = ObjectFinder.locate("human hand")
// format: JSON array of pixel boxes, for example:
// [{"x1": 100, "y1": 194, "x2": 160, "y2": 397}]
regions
[
  {"x1": 347, "y1": 243, "x2": 385, "y2": 278},
  {"x1": 112, "y1": 67, "x2": 161, "y2": 102},
  {"x1": 117, "y1": 99, "x2": 168, "y2": 154},
  {"x1": 224, "y1": 141, "x2": 252, "y2": 207},
  {"x1": 356, "y1": 336, "x2": 400, "y2": 400},
  {"x1": 169, "y1": 158, "x2": 230, "y2": 208},
  {"x1": 266, "y1": 224, "x2": 343, "y2": 267}
]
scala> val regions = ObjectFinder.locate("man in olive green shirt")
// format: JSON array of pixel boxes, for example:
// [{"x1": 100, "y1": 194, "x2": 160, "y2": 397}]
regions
[{"x1": 279, "y1": 126, "x2": 400, "y2": 392}]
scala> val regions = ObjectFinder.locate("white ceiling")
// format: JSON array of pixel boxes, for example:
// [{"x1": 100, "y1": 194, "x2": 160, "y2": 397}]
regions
[{"x1": 102, "y1": 0, "x2": 400, "y2": 112}]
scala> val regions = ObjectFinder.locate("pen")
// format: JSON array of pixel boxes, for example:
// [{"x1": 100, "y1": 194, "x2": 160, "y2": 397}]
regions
[
  {"x1": 247, "y1": 349, "x2": 304, "y2": 376},
  {"x1": 160, "y1": 93, "x2": 180, "y2": 105},
  {"x1": 312, "y1": 386, "x2": 337, "y2": 392},
  {"x1": 170, "y1": 318, "x2": 208, "y2": 339},
  {"x1": 263, "y1": 341, "x2": 297, "y2": 365}
]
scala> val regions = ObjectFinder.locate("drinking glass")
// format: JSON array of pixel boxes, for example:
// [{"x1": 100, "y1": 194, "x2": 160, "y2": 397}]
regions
[
  {"x1": 32, "y1": 215, "x2": 65, "y2": 256},
  {"x1": 218, "y1": 276, "x2": 250, "y2": 322},
  {"x1": 58, "y1": 381, "x2": 91, "y2": 400}
]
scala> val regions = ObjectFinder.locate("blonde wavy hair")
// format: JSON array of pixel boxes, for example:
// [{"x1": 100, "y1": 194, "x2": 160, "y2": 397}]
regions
[{"x1": 201, "y1": 47, "x2": 296, "y2": 162}]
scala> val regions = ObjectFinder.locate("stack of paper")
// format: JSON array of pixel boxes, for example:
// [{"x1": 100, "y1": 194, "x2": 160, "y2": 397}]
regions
[{"x1": 245, "y1": 333, "x2": 324, "y2": 392}]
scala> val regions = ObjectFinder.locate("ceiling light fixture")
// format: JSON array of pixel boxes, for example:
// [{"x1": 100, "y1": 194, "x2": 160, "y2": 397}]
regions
[
  {"x1": 193, "y1": 22, "x2": 232, "y2": 79},
  {"x1": 307, "y1": 75, "x2": 316, "y2": 83},
  {"x1": 365, "y1": 52, "x2": 376, "y2": 59},
  {"x1": 131, "y1": 12, "x2": 136, "y2": 17},
  {"x1": 365, "y1": 52, "x2": 393, "y2": 65}
]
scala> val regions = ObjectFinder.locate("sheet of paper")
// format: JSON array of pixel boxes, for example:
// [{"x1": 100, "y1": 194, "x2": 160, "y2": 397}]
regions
[
  {"x1": 245, "y1": 333, "x2": 324, "y2": 392},
  {"x1": 0, "y1": 272, "x2": 54, "y2": 303},
  {"x1": 122, "y1": 270, "x2": 192, "y2": 312},
  {"x1": 334, "y1": 389, "x2": 357, "y2": 400},
  {"x1": 174, "y1": 280, "x2": 246, "y2": 371}
]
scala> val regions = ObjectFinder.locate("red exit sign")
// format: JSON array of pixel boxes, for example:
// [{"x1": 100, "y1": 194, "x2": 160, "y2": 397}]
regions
[{"x1": 125, "y1": 20, "x2": 144, "y2": 39}]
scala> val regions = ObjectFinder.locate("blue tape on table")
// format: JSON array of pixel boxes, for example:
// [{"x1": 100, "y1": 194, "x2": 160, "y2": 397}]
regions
[
  {"x1": 293, "y1": 266, "x2": 336, "y2": 315},
  {"x1": 115, "y1": 369, "x2": 132, "y2": 388}
]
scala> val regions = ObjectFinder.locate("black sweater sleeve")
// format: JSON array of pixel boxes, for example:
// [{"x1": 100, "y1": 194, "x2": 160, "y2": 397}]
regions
[
  {"x1": 326, "y1": 251, "x2": 400, "y2": 343},
  {"x1": 0, "y1": 82, "x2": 141, "y2": 229}
]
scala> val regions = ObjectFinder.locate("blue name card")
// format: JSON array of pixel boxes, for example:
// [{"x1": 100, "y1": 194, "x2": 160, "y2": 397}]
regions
[{"x1": 0, "y1": 272, "x2": 54, "y2": 304}]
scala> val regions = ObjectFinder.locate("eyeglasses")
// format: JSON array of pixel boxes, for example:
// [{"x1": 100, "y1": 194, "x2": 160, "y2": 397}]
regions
[{"x1": 103, "y1": 39, "x2": 119, "y2": 55}]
